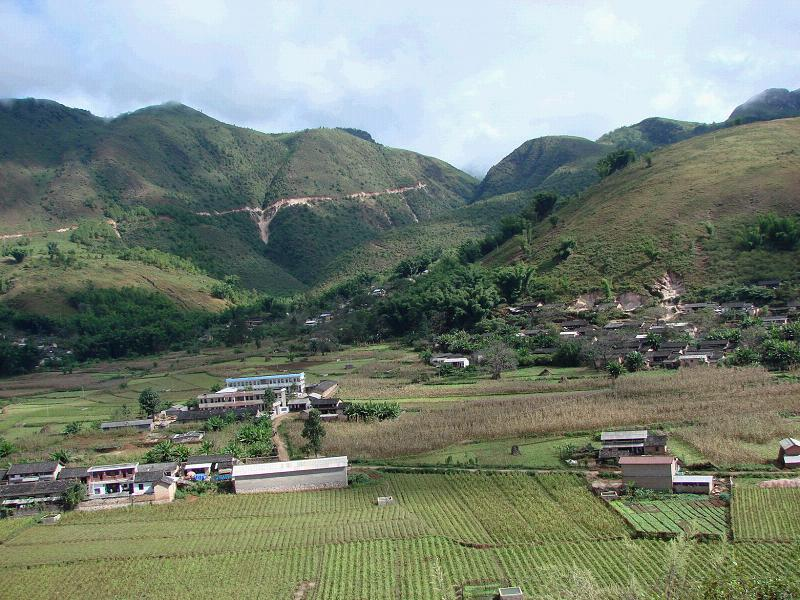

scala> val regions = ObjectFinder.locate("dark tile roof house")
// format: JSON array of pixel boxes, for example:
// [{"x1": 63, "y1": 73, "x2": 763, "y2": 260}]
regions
[
  {"x1": 306, "y1": 380, "x2": 339, "y2": 398},
  {"x1": 561, "y1": 319, "x2": 589, "y2": 330},
  {"x1": 7, "y1": 461, "x2": 60, "y2": 477},
  {"x1": 135, "y1": 470, "x2": 174, "y2": 483},
  {"x1": 659, "y1": 341, "x2": 688, "y2": 351},
  {"x1": 696, "y1": 340, "x2": 729, "y2": 350},
  {"x1": 0, "y1": 479, "x2": 72, "y2": 502},
  {"x1": 58, "y1": 467, "x2": 89, "y2": 481},
  {"x1": 0, "y1": 468, "x2": 7, "y2": 482},
  {"x1": 137, "y1": 462, "x2": 179, "y2": 474}
]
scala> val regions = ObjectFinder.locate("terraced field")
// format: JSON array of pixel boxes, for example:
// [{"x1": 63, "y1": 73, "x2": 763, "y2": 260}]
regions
[
  {"x1": 732, "y1": 486, "x2": 800, "y2": 541},
  {"x1": 1, "y1": 473, "x2": 799, "y2": 599},
  {"x1": 610, "y1": 497, "x2": 727, "y2": 538}
]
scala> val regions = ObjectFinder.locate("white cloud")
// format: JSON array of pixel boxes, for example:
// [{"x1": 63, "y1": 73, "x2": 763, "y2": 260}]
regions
[{"x1": 0, "y1": 0, "x2": 798, "y2": 173}]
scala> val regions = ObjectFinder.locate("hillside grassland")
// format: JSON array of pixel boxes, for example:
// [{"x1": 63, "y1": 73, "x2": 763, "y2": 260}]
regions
[
  {"x1": 0, "y1": 230, "x2": 228, "y2": 315},
  {"x1": 0, "y1": 472, "x2": 798, "y2": 599},
  {"x1": 484, "y1": 117, "x2": 800, "y2": 294}
]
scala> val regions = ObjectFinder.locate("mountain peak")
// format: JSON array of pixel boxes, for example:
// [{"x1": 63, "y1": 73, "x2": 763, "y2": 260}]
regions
[{"x1": 728, "y1": 87, "x2": 800, "y2": 122}]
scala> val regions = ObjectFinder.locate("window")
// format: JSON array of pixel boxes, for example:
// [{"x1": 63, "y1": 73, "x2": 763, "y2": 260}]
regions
[
  {"x1": 138, "y1": 484, "x2": 144, "y2": 490},
  {"x1": 94, "y1": 488, "x2": 101, "y2": 494}
]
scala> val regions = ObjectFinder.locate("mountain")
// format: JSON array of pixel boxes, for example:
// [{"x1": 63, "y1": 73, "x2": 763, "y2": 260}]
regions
[
  {"x1": 728, "y1": 87, "x2": 800, "y2": 123},
  {"x1": 596, "y1": 117, "x2": 702, "y2": 153},
  {"x1": 475, "y1": 136, "x2": 609, "y2": 200},
  {"x1": 0, "y1": 99, "x2": 477, "y2": 296},
  {"x1": 483, "y1": 117, "x2": 800, "y2": 295}
]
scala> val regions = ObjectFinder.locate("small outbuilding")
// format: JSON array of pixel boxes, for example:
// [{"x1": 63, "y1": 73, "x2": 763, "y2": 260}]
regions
[
  {"x1": 672, "y1": 475, "x2": 713, "y2": 494},
  {"x1": 498, "y1": 587, "x2": 524, "y2": 600},
  {"x1": 233, "y1": 456, "x2": 348, "y2": 494},
  {"x1": 778, "y1": 438, "x2": 800, "y2": 468},
  {"x1": 100, "y1": 419, "x2": 154, "y2": 432}
]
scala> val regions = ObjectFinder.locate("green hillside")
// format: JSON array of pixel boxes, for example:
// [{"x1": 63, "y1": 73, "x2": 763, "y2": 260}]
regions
[
  {"x1": 729, "y1": 87, "x2": 800, "y2": 122},
  {"x1": 484, "y1": 117, "x2": 800, "y2": 295},
  {"x1": 597, "y1": 117, "x2": 702, "y2": 153},
  {"x1": 474, "y1": 136, "x2": 609, "y2": 200},
  {"x1": 0, "y1": 99, "x2": 477, "y2": 295}
]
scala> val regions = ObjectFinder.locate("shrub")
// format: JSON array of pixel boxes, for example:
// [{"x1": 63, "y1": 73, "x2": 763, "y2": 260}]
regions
[{"x1": 596, "y1": 148, "x2": 636, "y2": 178}]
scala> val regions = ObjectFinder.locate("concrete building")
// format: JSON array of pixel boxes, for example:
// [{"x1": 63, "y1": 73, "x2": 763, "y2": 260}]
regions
[
  {"x1": 196, "y1": 386, "x2": 287, "y2": 413},
  {"x1": 778, "y1": 438, "x2": 800, "y2": 468},
  {"x1": 184, "y1": 455, "x2": 236, "y2": 480},
  {"x1": 233, "y1": 456, "x2": 348, "y2": 494},
  {"x1": 678, "y1": 354, "x2": 710, "y2": 367},
  {"x1": 225, "y1": 372, "x2": 306, "y2": 393},
  {"x1": 87, "y1": 464, "x2": 137, "y2": 498},
  {"x1": 619, "y1": 456, "x2": 678, "y2": 491}
]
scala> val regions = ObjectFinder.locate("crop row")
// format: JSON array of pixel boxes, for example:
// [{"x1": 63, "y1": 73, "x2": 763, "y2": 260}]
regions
[{"x1": 732, "y1": 487, "x2": 800, "y2": 541}]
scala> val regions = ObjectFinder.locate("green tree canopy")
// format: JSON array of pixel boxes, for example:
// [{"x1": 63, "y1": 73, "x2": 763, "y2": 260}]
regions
[{"x1": 301, "y1": 409, "x2": 326, "y2": 457}]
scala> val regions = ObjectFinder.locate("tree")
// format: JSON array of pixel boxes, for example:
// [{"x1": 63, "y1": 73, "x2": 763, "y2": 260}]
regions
[
  {"x1": 606, "y1": 362, "x2": 623, "y2": 379},
  {"x1": 556, "y1": 237, "x2": 577, "y2": 260},
  {"x1": 760, "y1": 339, "x2": 800, "y2": 371},
  {"x1": 61, "y1": 481, "x2": 86, "y2": 510},
  {"x1": 143, "y1": 440, "x2": 189, "y2": 463},
  {"x1": 482, "y1": 341, "x2": 518, "y2": 380},
  {"x1": 203, "y1": 415, "x2": 225, "y2": 432},
  {"x1": 50, "y1": 449, "x2": 73, "y2": 464},
  {"x1": 522, "y1": 191, "x2": 559, "y2": 222},
  {"x1": 301, "y1": 409, "x2": 326, "y2": 457},
  {"x1": 47, "y1": 241, "x2": 60, "y2": 260},
  {"x1": 138, "y1": 388, "x2": 161, "y2": 417},
  {"x1": 63, "y1": 421, "x2": 81, "y2": 436},
  {"x1": 494, "y1": 264, "x2": 534, "y2": 303},
  {"x1": 9, "y1": 247, "x2": 29, "y2": 263},
  {"x1": 645, "y1": 332, "x2": 663, "y2": 350},
  {"x1": 624, "y1": 350, "x2": 645, "y2": 372},
  {"x1": 596, "y1": 148, "x2": 636, "y2": 178},
  {"x1": 0, "y1": 436, "x2": 15, "y2": 458},
  {"x1": 222, "y1": 440, "x2": 249, "y2": 459}
]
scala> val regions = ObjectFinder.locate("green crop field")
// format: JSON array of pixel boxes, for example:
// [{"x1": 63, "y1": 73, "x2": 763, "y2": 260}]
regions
[
  {"x1": 0, "y1": 472, "x2": 798, "y2": 599},
  {"x1": 732, "y1": 486, "x2": 800, "y2": 541},
  {"x1": 610, "y1": 497, "x2": 727, "y2": 538}
]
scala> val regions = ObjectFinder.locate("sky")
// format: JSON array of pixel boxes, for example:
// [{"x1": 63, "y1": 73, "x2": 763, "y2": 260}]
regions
[{"x1": 1, "y1": 1, "x2": 799, "y2": 175}]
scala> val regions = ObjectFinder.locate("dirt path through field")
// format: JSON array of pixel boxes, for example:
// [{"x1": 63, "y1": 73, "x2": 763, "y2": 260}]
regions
[{"x1": 272, "y1": 414, "x2": 291, "y2": 461}]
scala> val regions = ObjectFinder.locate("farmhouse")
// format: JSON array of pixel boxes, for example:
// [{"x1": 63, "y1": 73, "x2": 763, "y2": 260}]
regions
[
  {"x1": 721, "y1": 302, "x2": 758, "y2": 316},
  {"x1": 226, "y1": 372, "x2": 306, "y2": 393},
  {"x1": 762, "y1": 315, "x2": 790, "y2": 326},
  {"x1": 430, "y1": 354, "x2": 470, "y2": 368},
  {"x1": 87, "y1": 464, "x2": 137, "y2": 498},
  {"x1": 100, "y1": 419, "x2": 154, "y2": 432},
  {"x1": 172, "y1": 431, "x2": 204, "y2": 444},
  {"x1": 232, "y1": 456, "x2": 348, "y2": 494},
  {"x1": 6, "y1": 461, "x2": 62, "y2": 483},
  {"x1": 370, "y1": 288, "x2": 386, "y2": 297},
  {"x1": 619, "y1": 456, "x2": 678, "y2": 491},
  {"x1": 58, "y1": 467, "x2": 90, "y2": 484},
  {"x1": 678, "y1": 353, "x2": 710, "y2": 367},
  {"x1": 778, "y1": 438, "x2": 800, "y2": 468},
  {"x1": 184, "y1": 454, "x2": 236, "y2": 480},
  {"x1": 599, "y1": 430, "x2": 667, "y2": 462},
  {"x1": 306, "y1": 380, "x2": 339, "y2": 398},
  {"x1": 0, "y1": 480, "x2": 72, "y2": 511}
]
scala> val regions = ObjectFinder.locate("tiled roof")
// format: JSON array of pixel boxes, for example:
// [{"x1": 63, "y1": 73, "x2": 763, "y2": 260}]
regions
[{"x1": 7, "y1": 461, "x2": 60, "y2": 476}]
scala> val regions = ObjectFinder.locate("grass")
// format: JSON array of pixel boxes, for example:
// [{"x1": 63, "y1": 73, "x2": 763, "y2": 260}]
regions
[
  {"x1": 484, "y1": 117, "x2": 800, "y2": 295},
  {"x1": 0, "y1": 472, "x2": 797, "y2": 599},
  {"x1": 392, "y1": 434, "x2": 595, "y2": 469}
]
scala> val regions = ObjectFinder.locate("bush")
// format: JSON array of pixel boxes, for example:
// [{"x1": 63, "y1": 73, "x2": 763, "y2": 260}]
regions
[
  {"x1": 596, "y1": 148, "x2": 636, "y2": 178},
  {"x1": 738, "y1": 213, "x2": 800, "y2": 251}
]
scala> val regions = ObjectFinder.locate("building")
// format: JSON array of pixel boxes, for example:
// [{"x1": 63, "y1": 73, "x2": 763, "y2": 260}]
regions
[
  {"x1": 619, "y1": 456, "x2": 678, "y2": 491},
  {"x1": 721, "y1": 302, "x2": 758, "y2": 316},
  {"x1": 678, "y1": 302, "x2": 721, "y2": 313},
  {"x1": 6, "y1": 461, "x2": 62, "y2": 483},
  {"x1": 762, "y1": 315, "x2": 790, "y2": 327},
  {"x1": 133, "y1": 463, "x2": 179, "y2": 496},
  {"x1": 370, "y1": 288, "x2": 386, "y2": 297},
  {"x1": 306, "y1": 380, "x2": 339, "y2": 399},
  {"x1": 100, "y1": 419, "x2": 154, "y2": 432},
  {"x1": 498, "y1": 587, "x2": 524, "y2": 600},
  {"x1": 184, "y1": 455, "x2": 236, "y2": 480},
  {"x1": 225, "y1": 373, "x2": 306, "y2": 394},
  {"x1": 430, "y1": 354, "x2": 470, "y2": 368},
  {"x1": 58, "y1": 467, "x2": 90, "y2": 484},
  {"x1": 288, "y1": 396, "x2": 312, "y2": 412},
  {"x1": 196, "y1": 386, "x2": 287, "y2": 412},
  {"x1": 678, "y1": 354, "x2": 710, "y2": 367},
  {"x1": 87, "y1": 464, "x2": 137, "y2": 498},
  {"x1": 232, "y1": 456, "x2": 348, "y2": 494},
  {"x1": 672, "y1": 475, "x2": 713, "y2": 494},
  {"x1": 599, "y1": 430, "x2": 667, "y2": 462},
  {"x1": 0, "y1": 480, "x2": 72, "y2": 511},
  {"x1": 172, "y1": 431, "x2": 204, "y2": 444},
  {"x1": 778, "y1": 438, "x2": 800, "y2": 468}
]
